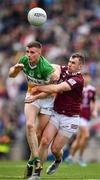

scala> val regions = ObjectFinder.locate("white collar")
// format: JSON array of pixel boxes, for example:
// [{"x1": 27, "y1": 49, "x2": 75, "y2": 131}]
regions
[{"x1": 66, "y1": 70, "x2": 81, "y2": 75}]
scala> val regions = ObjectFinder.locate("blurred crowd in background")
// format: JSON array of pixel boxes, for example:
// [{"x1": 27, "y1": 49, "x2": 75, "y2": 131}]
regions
[{"x1": 0, "y1": 0, "x2": 100, "y2": 160}]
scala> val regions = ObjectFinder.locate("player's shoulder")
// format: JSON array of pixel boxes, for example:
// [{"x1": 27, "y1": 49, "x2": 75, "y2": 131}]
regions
[
  {"x1": 78, "y1": 73, "x2": 84, "y2": 81},
  {"x1": 39, "y1": 56, "x2": 50, "y2": 63},
  {"x1": 72, "y1": 72, "x2": 84, "y2": 81},
  {"x1": 39, "y1": 56, "x2": 52, "y2": 66},
  {"x1": 39, "y1": 56, "x2": 54, "y2": 71},
  {"x1": 71, "y1": 73, "x2": 84, "y2": 87}
]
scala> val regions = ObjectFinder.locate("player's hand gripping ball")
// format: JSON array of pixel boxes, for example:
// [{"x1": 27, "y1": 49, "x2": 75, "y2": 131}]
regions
[{"x1": 27, "y1": 7, "x2": 47, "y2": 26}]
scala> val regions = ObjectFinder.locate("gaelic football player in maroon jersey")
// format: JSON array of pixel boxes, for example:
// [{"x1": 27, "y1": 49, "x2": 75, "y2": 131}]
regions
[
  {"x1": 30, "y1": 52, "x2": 85, "y2": 176},
  {"x1": 66, "y1": 70, "x2": 98, "y2": 167}
]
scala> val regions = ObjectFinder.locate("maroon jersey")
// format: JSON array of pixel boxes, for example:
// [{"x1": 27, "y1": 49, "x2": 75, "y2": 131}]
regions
[
  {"x1": 54, "y1": 66, "x2": 84, "y2": 116},
  {"x1": 80, "y1": 84, "x2": 96, "y2": 120}
]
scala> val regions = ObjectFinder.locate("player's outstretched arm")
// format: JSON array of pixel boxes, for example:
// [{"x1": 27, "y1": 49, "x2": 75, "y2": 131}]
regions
[
  {"x1": 31, "y1": 82, "x2": 71, "y2": 94},
  {"x1": 9, "y1": 64, "x2": 24, "y2": 77}
]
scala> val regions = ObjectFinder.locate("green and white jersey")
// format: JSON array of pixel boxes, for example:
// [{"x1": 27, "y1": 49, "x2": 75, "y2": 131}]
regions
[{"x1": 18, "y1": 55, "x2": 54, "y2": 93}]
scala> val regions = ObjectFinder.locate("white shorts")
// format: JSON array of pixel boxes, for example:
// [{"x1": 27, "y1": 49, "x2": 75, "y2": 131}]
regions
[
  {"x1": 79, "y1": 117, "x2": 90, "y2": 127},
  {"x1": 50, "y1": 111, "x2": 80, "y2": 138},
  {"x1": 31, "y1": 96, "x2": 55, "y2": 115}
]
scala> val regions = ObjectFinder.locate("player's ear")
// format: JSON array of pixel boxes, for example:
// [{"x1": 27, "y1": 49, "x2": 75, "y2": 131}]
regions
[{"x1": 79, "y1": 63, "x2": 83, "y2": 71}]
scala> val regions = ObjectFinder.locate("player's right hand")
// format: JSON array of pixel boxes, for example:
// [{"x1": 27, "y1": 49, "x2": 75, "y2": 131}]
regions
[{"x1": 14, "y1": 63, "x2": 24, "y2": 71}]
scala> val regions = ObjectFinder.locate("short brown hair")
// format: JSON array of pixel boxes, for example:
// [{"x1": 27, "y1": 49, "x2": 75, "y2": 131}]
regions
[
  {"x1": 71, "y1": 52, "x2": 85, "y2": 64},
  {"x1": 26, "y1": 41, "x2": 42, "y2": 49}
]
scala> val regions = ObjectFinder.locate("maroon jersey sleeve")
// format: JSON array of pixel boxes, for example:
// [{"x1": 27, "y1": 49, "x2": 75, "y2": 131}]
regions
[{"x1": 66, "y1": 76, "x2": 84, "y2": 90}]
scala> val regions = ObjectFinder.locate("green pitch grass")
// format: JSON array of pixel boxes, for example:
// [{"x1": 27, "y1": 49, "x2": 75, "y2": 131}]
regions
[{"x1": 0, "y1": 161, "x2": 100, "y2": 180}]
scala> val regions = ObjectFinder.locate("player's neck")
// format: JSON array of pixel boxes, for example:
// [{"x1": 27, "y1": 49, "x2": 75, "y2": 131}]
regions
[{"x1": 29, "y1": 59, "x2": 39, "y2": 67}]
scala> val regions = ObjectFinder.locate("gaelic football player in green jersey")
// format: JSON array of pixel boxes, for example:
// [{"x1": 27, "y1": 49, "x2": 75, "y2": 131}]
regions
[{"x1": 9, "y1": 41, "x2": 60, "y2": 180}]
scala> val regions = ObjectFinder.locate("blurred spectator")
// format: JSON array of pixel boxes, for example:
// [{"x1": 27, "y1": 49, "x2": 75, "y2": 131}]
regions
[
  {"x1": 88, "y1": 61, "x2": 96, "y2": 80},
  {"x1": 0, "y1": 102, "x2": 16, "y2": 159}
]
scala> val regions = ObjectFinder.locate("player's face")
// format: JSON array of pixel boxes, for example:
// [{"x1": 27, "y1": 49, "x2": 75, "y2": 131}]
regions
[
  {"x1": 67, "y1": 57, "x2": 82, "y2": 73},
  {"x1": 26, "y1": 47, "x2": 41, "y2": 64}
]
